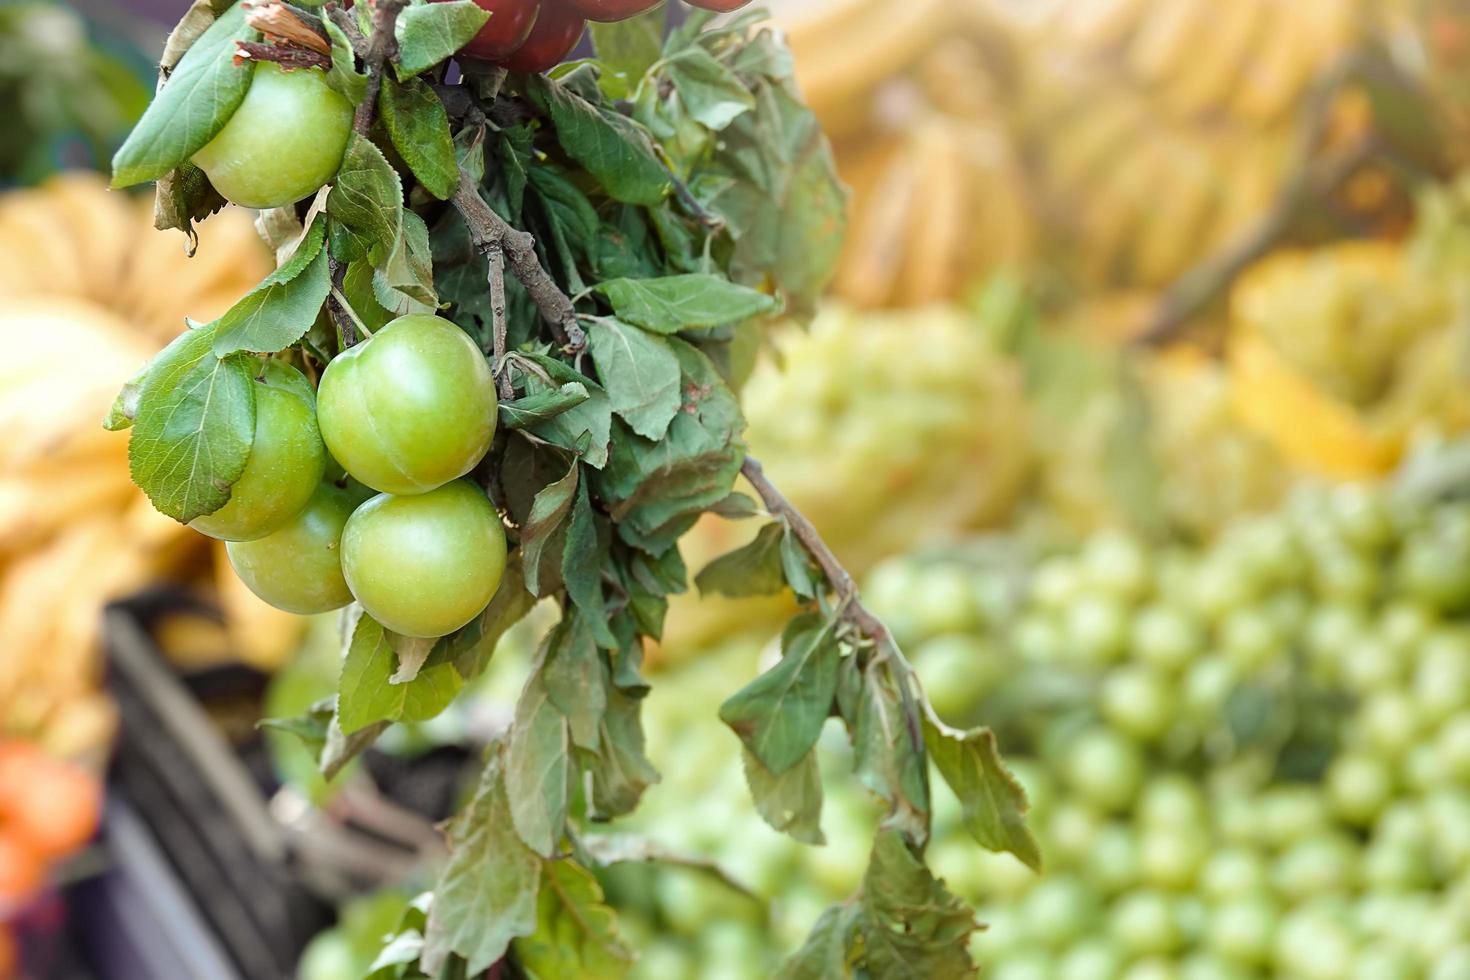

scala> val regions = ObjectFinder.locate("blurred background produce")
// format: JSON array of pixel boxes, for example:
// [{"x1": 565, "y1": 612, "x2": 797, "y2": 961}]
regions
[{"x1": 10, "y1": 0, "x2": 1470, "y2": 977}]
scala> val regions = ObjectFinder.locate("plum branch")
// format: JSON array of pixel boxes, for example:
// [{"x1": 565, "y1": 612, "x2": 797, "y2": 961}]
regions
[
  {"x1": 450, "y1": 169, "x2": 587, "y2": 353},
  {"x1": 351, "y1": 0, "x2": 409, "y2": 136}
]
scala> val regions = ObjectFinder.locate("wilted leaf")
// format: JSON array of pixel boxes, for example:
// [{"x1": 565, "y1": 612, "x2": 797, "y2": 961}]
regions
[
  {"x1": 664, "y1": 48, "x2": 755, "y2": 130},
  {"x1": 327, "y1": 134, "x2": 403, "y2": 262},
  {"x1": 423, "y1": 745, "x2": 542, "y2": 974},
  {"x1": 922, "y1": 712, "x2": 1040, "y2": 871},
  {"x1": 858, "y1": 829, "x2": 978, "y2": 980},
  {"x1": 743, "y1": 746, "x2": 824, "y2": 845},
  {"x1": 527, "y1": 74, "x2": 670, "y2": 206},
  {"x1": 507, "y1": 663, "x2": 571, "y2": 857}
]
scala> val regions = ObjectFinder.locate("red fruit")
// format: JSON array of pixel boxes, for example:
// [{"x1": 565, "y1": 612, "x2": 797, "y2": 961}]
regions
[
  {"x1": 456, "y1": 0, "x2": 541, "y2": 60},
  {"x1": 564, "y1": 0, "x2": 661, "y2": 22},
  {"x1": 501, "y1": 1, "x2": 586, "y2": 72},
  {"x1": 0, "y1": 833, "x2": 42, "y2": 906},
  {"x1": 685, "y1": 0, "x2": 750, "y2": 9},
  {"x1": 0, "y1": 744, "x2": 101, "y2": 861}
]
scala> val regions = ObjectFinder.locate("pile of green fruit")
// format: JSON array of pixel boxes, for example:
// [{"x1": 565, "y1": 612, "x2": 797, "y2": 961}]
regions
[{"x1": 612, "y1": 472, "x2": 1470, "y2": 979}]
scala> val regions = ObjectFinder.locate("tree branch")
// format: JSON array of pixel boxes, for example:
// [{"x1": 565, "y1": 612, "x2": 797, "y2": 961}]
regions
[
  {"x1": 450, "y1": 169, "x2": 587, "y2": 352},
  {"x1": 234, "y1": 40, "x2": 331, "y2": 70},
  {"x1": 327, "y1": 257, "x2": 358, "y2": 349},
  {"x1": 322, "y1": 2, "x2": 368, "y2": 56},
  {"x1": 488, "y1": 243, "x2": 514, "y2": 398},
  {"x1": 353, "y1": 0, "x2": 409, "y2": 135}
]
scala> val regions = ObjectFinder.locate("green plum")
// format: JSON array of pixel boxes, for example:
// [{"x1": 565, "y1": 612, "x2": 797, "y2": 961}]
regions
[
  {"x1": 341, "y1": 480, "x2": 507, "y2": 637},
  {"x1": 193, "y1": 61, "x2": 352, "y2": 209},
  {"x1": 191, "y1": 360, "x2": 326, "y2": 541},
  {"x1": 316, "y1": 314, "x2": 497, "y2": 495},
  {"x1": 225, "y1": 480, "x2": 357, "y2": 614}
]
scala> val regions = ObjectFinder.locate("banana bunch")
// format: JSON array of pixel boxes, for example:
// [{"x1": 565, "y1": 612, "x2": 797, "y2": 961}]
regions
[
  {"x1": 778, "y1": 0, "x2": 1382, "y2": 303},
  {"x1": 773, "y1": 0, "x2": 1039, "y2": 309},
  {"x1": 1029, "y1": 0, "x2": 1361, "y2": 125},
  {"x1": 0, "y1": 174, "x2": 283, "y2": 758},
  {"x1": 1228, "y1": 199, "x2": 1470, "y2": 479},
  {"x1": 658, "y1": 303, "x2": 1032, "y2": 656}
]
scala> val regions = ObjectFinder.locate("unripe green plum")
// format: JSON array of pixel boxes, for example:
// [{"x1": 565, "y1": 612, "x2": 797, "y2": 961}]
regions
[
  {"x1": 341, "y1": 480, "x2": 507, "y2": 637},
  {"x1": 317, "y1": 315, "x2": 497, "y2": 494},
  {"x1": 1109, "y1": 889, "x2": 1184, "y2": 956},
  {"x1": 1325, "y1": 752, "x2": 1395, "y2": 825},
  {"x1": 1100, "y1": 665, "x2": 1175, "y2": 741},
  {"x1": 193, "y1": 62, "x2": 352, "y2": 209},
  {"x1": 1064, "y1": 728, "x2": 1144, "y2": 813},
  {"x1": 1131, "y1": 604, "x2": 1204, "y2": 672},
  {"x1": 225, "y1": 480, "x2": 356, "y2": 614},
  {"x1": 191, "y1": 360, "x2": 326, "y2": 541},
  {"x1": 1207, "y1": 895, "x2": 1278, "y2": 966}
]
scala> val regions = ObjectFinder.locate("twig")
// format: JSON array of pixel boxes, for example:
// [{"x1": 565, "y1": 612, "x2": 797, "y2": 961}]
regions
[
  {"x1": 327, "y1": 258, "x2": 358, "y2": 348},
  {"x1": 740, "y1": 455, "x2": 926, "y2": 753},
  {"x1": 487, "y1": 243, "x2": 514, "y2": 397},
  {"x1": 322, "y1": 3, "x2": 368, "y2": 56},
  {"x1": 354, "y1": 0, "x2": 410, "y2": 135},
  {"x1": 451, "y1": 169, "x2": 587, "y2": 352},
  {"x1": 234, "y1": 40, "x2": 331, "y2": 70}
]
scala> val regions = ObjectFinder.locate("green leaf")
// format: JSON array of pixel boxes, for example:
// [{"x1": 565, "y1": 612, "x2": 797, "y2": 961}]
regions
[
  {"x1": 336, "y1": 612, "x2": 464, "y2": 734},
  {"x1": 742, "y1": 746, "x2": 824, "y2": 845},
  {"x1": 111, "y1": 3, "x2": 251, "y2": 188},
  {"x1": 423, "y1": 744, "x2": 542, "y2": 975},
  {"x1": 590, "y1": 274, "x2": 779, "y2": 334},
  {"x1": 594, "y1": 339, "x2": 744, "y2": 551},
  {"x1": 664, "y1": 48, "x2": 755, "y2": 130},
  {"x1": 850, "y1": 661, "x2": 929, "y2": 844},
  {"x1": 583, "y1": 687, "x2": 659, "y2": 820},
  {"x1": 212, "y1": 217, "x2": 330, "y2": 355},
  {"x1": 708, "y1": 490, "x2": 761, "y2": 519},
  {"x1": 514, "y1": 860, "x2": 633, "y2": 980},
  {"x1": 507, "y1": 662, "x2": 571, "y2": 857},
  {"x1": 700, "y1": 81, "x2": 846, "y2": 320},
  {"x1": 327, "y1": 134, "x2": 403, "y2": 263},
  {"x1": 517, "y1": 355, "x2": 613, "y2": 468},
  {"x1": 342, "y1": 259, "x2": 395, "y2": 333},
  {"x1": 589, "y1": 9, "x2": 665, "y2": 101},
  {"x1": 527, "y1": 74, "x2": 671, "y2": 206},
  {"x1": 858, "y1": 829, "x2": 978, "y2": 980},
  {"x1": 323, "y1": 17, "x2": 368, "y2": 105},
  {"x1": 104, "y1": 360, "x2": 151, "y2": 432},
  {"x1": 522, "y1": 459, "x2": 580, "y2": 597},
  {"x1": 379, "y1": 74, "x2": 458, "y2": 200},
  {"x1": 500, "y1": 383, "x2": 592, "y2": 430},
  {"x1": 321, "y1": 716, "x2": 390, "y2": 781},
  {"x1": 585, "y1": 318, "x2": 682, "y2": 440},
  {"x1": 775, "y1": 904, "x2": 859, "y2": 980},
  {"x1": 563, "y1": 480, "x2": 617, "y2": 648},
  {"x1": 923, "y1": 713, "x2": 1041, "y2": 871},
  {"x1": 719, "y1": 613, "x2": 840, "y2": 776},
  {"x1": 127, "y1": 321, "x2": 255, "y2": 523},
  {"x1": 695, "y1": 522, "x2": 786, "y2": 598},
  {"x1": 780, "y1": 522, "x2": 824, "y2": 600},
  {"x1": 373, "y1": 210, "x2": 439, "y2": 313},
  {"x1": 394, "y1": 0, "x2": 490, "y2": 78},
  {"x1": 544, "y1": 611, "x2": 606, "y2": 751}
]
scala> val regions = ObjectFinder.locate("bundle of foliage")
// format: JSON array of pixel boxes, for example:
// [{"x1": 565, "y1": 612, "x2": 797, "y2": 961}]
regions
[{"x1": 102, "y1": 0, "x2": 1036, "y2": 975}]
